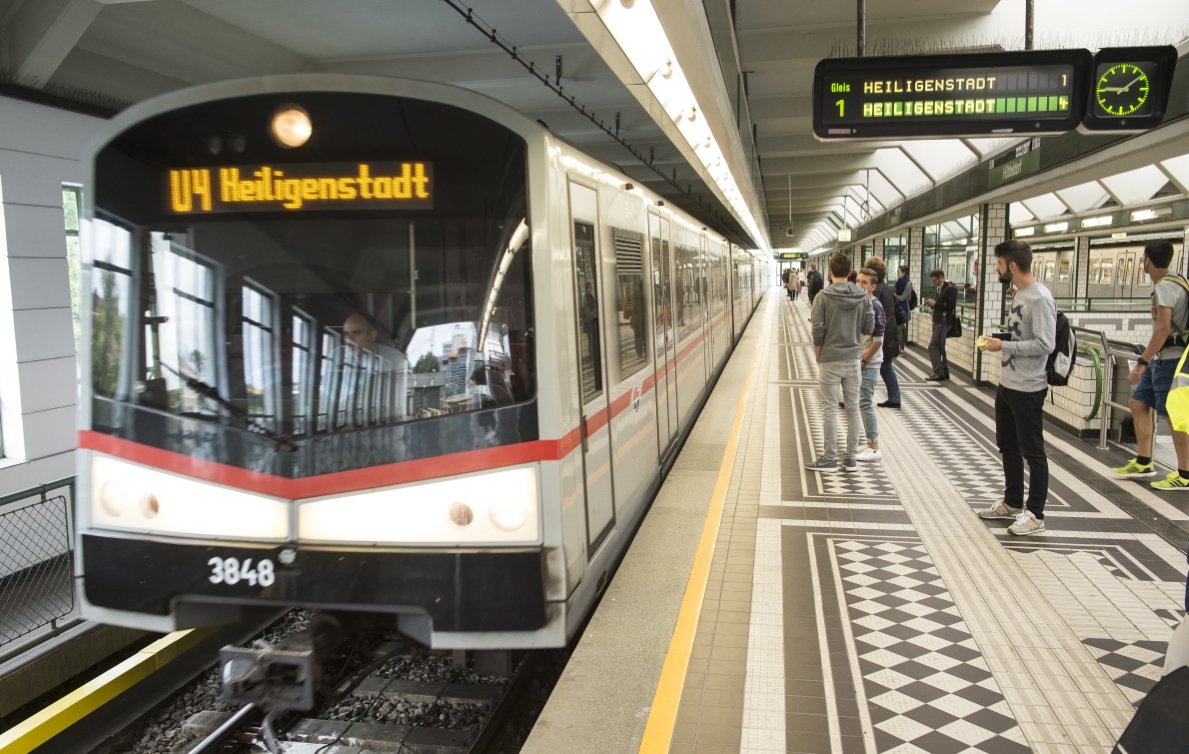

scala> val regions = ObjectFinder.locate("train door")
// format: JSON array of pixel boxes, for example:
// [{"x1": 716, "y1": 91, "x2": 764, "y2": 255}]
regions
[
  {"x1": 567, "y1": 181, "x2": 615, "y2": 551},
  {"x1": 1056, "y1": 251, "x2": 1073, "y2": 299},
  {"x1": 649, "y1": 212, "x2": 679, "y2": 457},
  {"x1": 1118, "y1": 250, "x2": 1135, "y2": 299},
  {"x1": 700, "y1": 234, "x2": 712, "y2": 380}
]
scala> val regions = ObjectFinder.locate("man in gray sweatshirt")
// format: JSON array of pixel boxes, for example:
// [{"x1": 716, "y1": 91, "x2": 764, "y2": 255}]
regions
[
  {"x1": 979, "y1": 240, "x2": 1056, "y2": 535},
  {"x1": 806, "y1": 252, "x2": 874, "y2": 473}
]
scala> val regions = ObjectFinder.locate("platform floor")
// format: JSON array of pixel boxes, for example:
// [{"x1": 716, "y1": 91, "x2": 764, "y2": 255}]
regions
[{"x1": 525, "y1": 291, "x2": 1189, "y2": 754}]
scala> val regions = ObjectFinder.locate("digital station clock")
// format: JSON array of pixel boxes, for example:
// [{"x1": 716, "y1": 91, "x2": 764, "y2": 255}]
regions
[{"x1": 1081, "y1": 46, "x2": 1177, "y2": 132}]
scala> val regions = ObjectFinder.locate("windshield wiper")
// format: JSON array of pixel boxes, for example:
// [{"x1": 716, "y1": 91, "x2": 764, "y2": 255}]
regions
[{"x1": 157, "y1": 362, "x2": 298, "y2": 452}]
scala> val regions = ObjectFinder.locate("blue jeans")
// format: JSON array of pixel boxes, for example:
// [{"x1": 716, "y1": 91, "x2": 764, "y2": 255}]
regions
[
  {"x1": 1131, "y1": 356, "x2": 1178, "y2": 417},
  {"x1": 861, "y1": 366, "x2": 879, "y2": 445},
  {"x1": 880, "y1": 357, "x2": 900, "y2": 403}
]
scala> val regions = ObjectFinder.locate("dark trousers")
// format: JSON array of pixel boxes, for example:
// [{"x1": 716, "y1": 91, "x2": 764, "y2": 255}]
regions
[
  {"x1": 880, "y1": 357, "x2": 900, "y2": 403},
  {"x1": 995, "y1": 385, "x2": 1049, "y2": 517},
  {"x1": 928, "y1": 323, "x2": 948, "y2": 376}
]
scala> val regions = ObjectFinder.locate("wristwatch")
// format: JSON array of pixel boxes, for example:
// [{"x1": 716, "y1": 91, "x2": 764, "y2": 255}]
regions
[{"x1": 1137, "y1": 357, "x2": 1149, "y2": 366}]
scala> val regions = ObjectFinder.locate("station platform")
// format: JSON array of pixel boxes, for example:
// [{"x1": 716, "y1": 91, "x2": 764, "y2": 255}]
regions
[{"x1": 522, "y1": 290, "x2": 1189, "y2": 754}]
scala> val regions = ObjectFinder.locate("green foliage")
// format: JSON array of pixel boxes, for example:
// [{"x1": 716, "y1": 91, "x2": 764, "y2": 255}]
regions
[{"x1": 412, "y1": 351, "x2": 440, "y2": 373}]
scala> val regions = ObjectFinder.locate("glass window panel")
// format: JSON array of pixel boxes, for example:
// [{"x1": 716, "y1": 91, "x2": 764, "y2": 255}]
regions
[
  {"x1": 676, "y1": 241, "x2": 700, "y2": 342},
  {"x1": 574, "y1": 220, "x2": 602, "y2": 400},
  {"x1": 613, "y1": 232, "x2": 647, "y2": 380}
]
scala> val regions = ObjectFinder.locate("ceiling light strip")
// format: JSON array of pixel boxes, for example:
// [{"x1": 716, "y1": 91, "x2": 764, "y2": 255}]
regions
[
  {"x1": 435, "y1": 0, "x2": 754, "y2": 247},
  {"x1": 586, "y1": 0, "x2": 767, "y2": 250}
]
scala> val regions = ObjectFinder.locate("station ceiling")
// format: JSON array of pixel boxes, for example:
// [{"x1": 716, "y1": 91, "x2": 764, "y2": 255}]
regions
[{"x1": 0, "y1": 0, "x2": 1186, "y2": 253}]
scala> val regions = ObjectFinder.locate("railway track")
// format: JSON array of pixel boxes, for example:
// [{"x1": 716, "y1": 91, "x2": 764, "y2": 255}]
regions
[
  {"x1": 82, "y1": 611, "x2": 541, "y2": 754},
  {"x1": 174, "y1": 643, "x2": 538, "y2": 754}
]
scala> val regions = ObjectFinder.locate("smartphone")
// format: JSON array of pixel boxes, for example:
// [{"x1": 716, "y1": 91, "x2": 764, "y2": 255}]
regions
[{"x1": 990, "y1": 332, "x2": 1012, "y2": 341}]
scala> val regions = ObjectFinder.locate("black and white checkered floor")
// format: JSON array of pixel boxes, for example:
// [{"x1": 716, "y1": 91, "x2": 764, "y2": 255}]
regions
[{"x1": 716, "y1": 295, "x2": 1189, "y2": 754}]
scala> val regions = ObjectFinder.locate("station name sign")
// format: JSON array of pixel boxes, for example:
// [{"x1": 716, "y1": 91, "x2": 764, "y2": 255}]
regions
[
  {"x1": 166, "y1": 162, "x2": 433, "y2": 213},
  {"x1": 779, "y1": 252, "x2": 808, "y2": 260},
  {"x1": 814, "y1": 50, "x2": 1092, "y2": 140}
]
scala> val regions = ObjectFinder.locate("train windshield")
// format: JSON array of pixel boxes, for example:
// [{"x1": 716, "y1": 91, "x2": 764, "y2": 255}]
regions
[{"x1": 88, "y1": 92, "x2": 533, "y2": 465}]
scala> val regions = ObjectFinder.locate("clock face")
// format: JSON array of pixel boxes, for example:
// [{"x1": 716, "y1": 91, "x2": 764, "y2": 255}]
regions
[{"x1": 1095, "y1": 62, "x2": 1153, "y2": 117}]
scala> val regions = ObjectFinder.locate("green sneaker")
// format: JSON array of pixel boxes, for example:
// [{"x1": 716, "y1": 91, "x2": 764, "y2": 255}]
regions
[
  {"x1": 1112, "y1": 459, "x2": 1157, "y2": 478},
  {"x1": 1151, "y1": 472, "x2": 1189, "y2": 491}
]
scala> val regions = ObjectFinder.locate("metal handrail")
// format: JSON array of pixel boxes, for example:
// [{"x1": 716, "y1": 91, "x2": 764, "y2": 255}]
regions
[
  {"x1": 1076, "y1": 343, "x2": 1103, "y2": 422},
  {"x1": 1069, "y1": 325, "x2": 1149, "y2": 450}
]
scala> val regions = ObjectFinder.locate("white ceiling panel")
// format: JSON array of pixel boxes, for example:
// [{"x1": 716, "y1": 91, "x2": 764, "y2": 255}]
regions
[
  {"x1": 1020, "y1": 193, "x2": 1067, "y2": 221},
  {"x1": 1100, "y1": 164, "x2": 1172, "y2": 206},
  {"x1": 1055, "y1": 181, "x2": 1111, "y2": 213}
]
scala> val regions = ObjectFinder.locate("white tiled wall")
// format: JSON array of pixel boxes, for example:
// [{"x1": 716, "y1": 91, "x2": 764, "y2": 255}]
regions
[{"x1": 0, "y1": 95, "x2": 104, "y2": 496}]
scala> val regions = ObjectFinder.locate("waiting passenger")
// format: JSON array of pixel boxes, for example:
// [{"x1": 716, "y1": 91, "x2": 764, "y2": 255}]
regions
[
  {"x1": 924, "y1": 269, "x2": 956, "y2": 381},
  {"x1": 805, "y1": 252, "x2": 873, "y2": 473},
  {"x1": 856, "y1": 267, "x2": 884, "y2": 461},
  {"x1": 864, "y1": 257, "x2": 901, "y2": 409},
  {"x1": 1112, "y1": 240, "x2": 1189, "y2": 489},
  {"x1": 978, "y1": 240, "x2": 1056, "y2": 535},
  {"x1": 894, "y1": 265, "x2": 914, "y2": 353},
  {"x1": 806, "y1": 264, "x2": 824, "y2": 304}
]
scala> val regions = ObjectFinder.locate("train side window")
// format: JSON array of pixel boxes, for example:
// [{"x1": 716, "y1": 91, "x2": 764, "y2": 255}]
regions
[
  {"x1": 613, "y1": 231, "x2": 648, "y2": 380},
  {"x1": 1044, "y1": 261, "x2": 1055, "y2": 283},
  {"x1": 1101, "y1": 261, "x2": 1113, "y2": 285},
  {"x1": 317, "y1": 328, "x2": 341, "y2": 431},
  {"x1": 241, "y1": 281, "x2": 280, "y2": 430},
  {"x1": 1123, "y1": 258, "x2": 1134, "y2": 287},
  {"x1": 291, "y1": 309, "x2": 316, "y2": 434},
  {"x1": 1059, "y1": 259, "x2": 1070, "y2": 283},
  {"x1": 573, "y1": 220, "x2": 602, "y2": 400}
]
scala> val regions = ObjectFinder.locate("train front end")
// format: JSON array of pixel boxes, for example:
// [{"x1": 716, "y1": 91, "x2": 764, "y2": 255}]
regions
[{"x1": 76, "y1": 79, "x2": 557, "y2": 647}]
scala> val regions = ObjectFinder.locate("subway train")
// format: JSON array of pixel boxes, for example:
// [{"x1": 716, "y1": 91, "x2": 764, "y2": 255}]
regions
[
  {"x1": 1029, "y1": 235, "x2": 1184, "y2": 301},
  {"x1": 75, "y1": 75, "x2": 767, "y2": 648}
]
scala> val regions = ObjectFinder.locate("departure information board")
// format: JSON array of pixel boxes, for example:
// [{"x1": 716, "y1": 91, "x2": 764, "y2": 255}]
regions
[
  {"x1": 814, "y1": 50, "x2": 1092, "y2": 140},
  {"x1": 165, "y1": 162, "x2": 433, "y2": 213}
]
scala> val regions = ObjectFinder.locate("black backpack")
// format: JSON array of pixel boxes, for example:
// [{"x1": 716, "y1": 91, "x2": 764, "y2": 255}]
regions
[
  {"x1": 908, "y1": 289, "x2": 918, "y2": 310},
  {"x1": 1046, "y1": 311, "x2": 1076, "y2": 387},
  {"x1": 1111, "y1": 666, "x2": 1189, "y2": 754}
]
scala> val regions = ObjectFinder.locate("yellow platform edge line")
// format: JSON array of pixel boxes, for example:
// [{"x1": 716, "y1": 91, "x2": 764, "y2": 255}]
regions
[
  {"x1": 637, "y1": 303, "x2": 767, "y2": 754},
  {"x1": 0, "y1": 625, "x2": 217, "y2": 754}
]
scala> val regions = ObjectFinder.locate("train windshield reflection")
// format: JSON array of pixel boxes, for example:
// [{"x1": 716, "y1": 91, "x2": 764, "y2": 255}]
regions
[{"x1": 90, "y1": 211, "x2": 533, "y2": 439}]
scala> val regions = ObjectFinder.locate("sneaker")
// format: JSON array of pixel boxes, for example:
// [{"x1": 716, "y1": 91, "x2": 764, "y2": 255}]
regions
[
  {"x1": 856, "y1": 448, "x2": 882, "y2": 461},
  {"x1": 1112, "y1": 458, "x2": 1157, "y2": 478},
  {"x1": 978, "y1": 498, "x2": 1023, "y2": 520},
  {"x1": 925, "y1": 374, "x2": 944, "y2": 382},
  {"x1": 877, "y1": 401, "x2": 901, "y2": 409},
  {"x1": 1007, "y1": 510, "x2": 1045, "y2": 536},
  {"x1": 841, "y1": 457, "x2": 859, "y2": 472},
  {"x1": 1151, "y1": 472, "x2": 1189, "y2": 491},
  {"x1": 805, "y1": 456, "x2": 839, "y2": 473}
]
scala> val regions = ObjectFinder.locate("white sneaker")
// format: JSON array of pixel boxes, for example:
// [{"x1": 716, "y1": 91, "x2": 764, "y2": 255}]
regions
[
  {"x1": 856, "y1": 448, "x2": 882, "y2": 461},
  {"x1": 1007, "y1": 510, "x2": 1045, "y2": 536}
]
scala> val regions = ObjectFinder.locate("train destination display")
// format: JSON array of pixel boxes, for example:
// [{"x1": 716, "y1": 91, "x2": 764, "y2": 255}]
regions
[
  {"x1": 814, "y1": 50, "x2": 1092, "y2": 140},
  {"x1": 166, "y1": 161, "x2": 433, "y2": 213}
]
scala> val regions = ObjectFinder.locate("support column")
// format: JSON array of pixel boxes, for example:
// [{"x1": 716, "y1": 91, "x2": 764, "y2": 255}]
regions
[
  {"x1": 1074, "y1": 235, "x2": 1090, "y2": 301},
  {"x1": 870, "y1": 237, "x2": 884, "y2": 262},
  {"x1": 975, "y1": 203, "x2": 1009, "y2": 385},
  {"x1": 907, "y1": 227, "x2": 923, "y2": 345}
]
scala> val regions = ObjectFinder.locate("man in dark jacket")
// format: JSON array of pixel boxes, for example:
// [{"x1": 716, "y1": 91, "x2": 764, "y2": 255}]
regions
[
  {"x1": 807, "y1": 265, "x2": 824, "y2": 304},
  {"x1": 864, "y1": 257, "x2": 901, "y2": 408},
  {"x1": 924, "y1": 269, "x2": 957, "y2": 381}
]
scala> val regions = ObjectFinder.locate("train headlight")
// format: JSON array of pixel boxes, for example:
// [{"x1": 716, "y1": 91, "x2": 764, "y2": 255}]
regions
[
  {"x1": 489, "y1": 496, "x2": 530, "y2": 532},
  {"x1": 89, "y1": 455, "x2": 288, "y2": 540},
  {"x1": 270, "y1": 105, "x2": 311, "y2": 148},
  {"x1": 297, "y1": 466, "x2": 539, "y2": 545}
]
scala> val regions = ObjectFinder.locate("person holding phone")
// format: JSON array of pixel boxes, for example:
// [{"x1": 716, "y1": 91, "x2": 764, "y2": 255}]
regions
[{"x1": 978, "y1": 240, "x2": 1056, "y2": 535}]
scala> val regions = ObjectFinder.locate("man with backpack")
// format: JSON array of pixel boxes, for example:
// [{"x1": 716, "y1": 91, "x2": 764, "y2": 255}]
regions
[
  {"x1": 806, "y1": 264, "x2": 824, "y2": 305},
  {"x1": 978, "y1": 240, "x2": 1056, "y2": 535},
  {"x1": 1111, "y1": 240, "x2": 1189, "y2": 490},
  {"x1": 894, "y1": 265, "x2": 915, "y2": 352}
]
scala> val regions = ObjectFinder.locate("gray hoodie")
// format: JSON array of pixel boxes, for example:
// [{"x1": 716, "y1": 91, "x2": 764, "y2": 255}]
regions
[{"x1": 812, "y1": 281, "x2": 875, "y2": 363}]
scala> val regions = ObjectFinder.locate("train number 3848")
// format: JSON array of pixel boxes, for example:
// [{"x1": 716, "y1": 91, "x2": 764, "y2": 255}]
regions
[{"x1": 208, "y1": 556, "x2": 276, "y2": 587}]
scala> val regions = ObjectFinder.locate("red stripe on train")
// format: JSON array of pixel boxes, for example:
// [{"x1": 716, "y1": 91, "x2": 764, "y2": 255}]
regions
[{"x1": 78, "y1": 427, "x2": 582, "y2": 499}]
